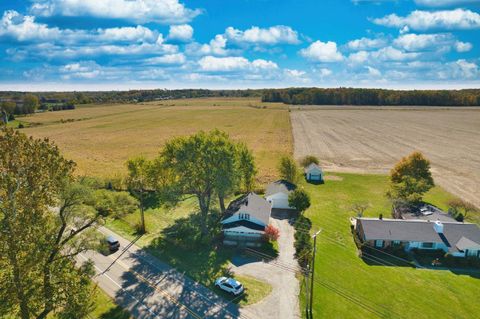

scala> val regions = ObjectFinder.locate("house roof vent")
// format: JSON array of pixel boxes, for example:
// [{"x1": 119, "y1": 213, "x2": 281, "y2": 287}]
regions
[{"x1": 433, "y1": 221, "x2": 444, "y2": 234}]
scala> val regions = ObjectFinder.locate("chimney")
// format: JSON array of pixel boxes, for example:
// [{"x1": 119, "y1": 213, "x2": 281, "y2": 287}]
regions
[{"x1": 433, "y1": 221, "x2": 444, "y2": 234}]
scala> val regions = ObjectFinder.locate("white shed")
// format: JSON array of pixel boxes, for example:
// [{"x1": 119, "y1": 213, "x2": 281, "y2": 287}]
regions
[{"x1": 304, "y1": 163, "x2": 324, "y2": 182}]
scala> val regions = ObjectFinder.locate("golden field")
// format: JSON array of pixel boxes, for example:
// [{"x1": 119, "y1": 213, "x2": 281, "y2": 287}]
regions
[{"x1": 21, "y1": 98, "x2": 292, "y2": 183}]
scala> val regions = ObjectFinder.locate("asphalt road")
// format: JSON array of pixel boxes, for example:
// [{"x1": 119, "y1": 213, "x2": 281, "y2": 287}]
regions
[{"x1": 78, "y1": 227, "x2": 249, "y2": 319}]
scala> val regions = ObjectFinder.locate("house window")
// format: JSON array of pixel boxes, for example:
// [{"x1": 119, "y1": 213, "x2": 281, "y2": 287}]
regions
[
  {"x1": 421, "y1": 242, "x2": 434, "y2": 249},
  {"x1": 375, "y1": 240, "x2": 384, "y2": 248},
  {"x1": 239, "y1": 213, "x2": 250, "y2": 220},
  {"x1": 393, "y1": 240, "x2": 401, "y2": 246}
]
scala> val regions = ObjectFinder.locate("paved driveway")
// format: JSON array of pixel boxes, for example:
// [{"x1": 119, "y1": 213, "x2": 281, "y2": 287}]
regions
[{"x1": 233, "y1": 217, "x2": 301, "y2": 319}]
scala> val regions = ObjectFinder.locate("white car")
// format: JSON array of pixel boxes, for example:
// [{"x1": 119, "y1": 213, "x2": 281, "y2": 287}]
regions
[
  {"x1": 420, "y1": 207, "x2": 433, "y2": 216},
  {"x1": 215, "y1": 277, "x2": 244, "y2": 295}
]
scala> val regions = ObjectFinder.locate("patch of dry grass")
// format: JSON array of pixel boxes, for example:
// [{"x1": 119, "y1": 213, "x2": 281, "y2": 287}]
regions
[{"x1": 22, "y1": 98, "x2": 291, "y2": 183}]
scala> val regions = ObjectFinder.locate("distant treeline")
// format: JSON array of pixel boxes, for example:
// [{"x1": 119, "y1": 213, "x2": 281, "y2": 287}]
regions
[
  {"x1": 0, "y1": 89, "x2": 263, "y2": 105},
  {"x1": 2, "y1": 88, "x2": 480, "y2": 110},
  {"x1": 261, "y1": 88, "x2": 480, "y2": 106}
]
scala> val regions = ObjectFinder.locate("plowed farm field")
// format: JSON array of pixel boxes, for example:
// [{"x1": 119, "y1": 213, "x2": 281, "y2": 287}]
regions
[{"x1": 291, "y1": 107, "x2": 480, "y2": 209}]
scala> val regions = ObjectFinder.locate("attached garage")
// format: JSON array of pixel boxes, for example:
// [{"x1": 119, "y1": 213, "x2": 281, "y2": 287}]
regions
[
  {"x1": 266, "y1": 193, "x2": 291, "y2": 209},
  {"x1": 265, "y1": 180, "x2": 297, "y2": 210}
]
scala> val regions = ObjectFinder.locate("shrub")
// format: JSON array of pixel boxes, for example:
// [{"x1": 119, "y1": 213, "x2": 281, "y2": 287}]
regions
[
  {"x1": 300, "y1": 155, "x2": 319, "y2": 167},
  {"x1": 293, "y1": 215, "x2": 313, "y2": 268},
  {"x1": 263, "y1": 224, "x2": 280, "y2": 242},
  {"x1": 289, "y1": 189, "x2": 311, "y2": 214}
]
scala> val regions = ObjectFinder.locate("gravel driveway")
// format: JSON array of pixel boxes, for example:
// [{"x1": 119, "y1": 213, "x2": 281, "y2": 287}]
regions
[{"x1": 232, "y1": 216, "x2": 301, "y2": 319}]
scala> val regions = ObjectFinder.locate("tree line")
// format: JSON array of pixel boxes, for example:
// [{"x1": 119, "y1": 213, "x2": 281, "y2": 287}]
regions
[{"x1": 261, "y1": 88, "x2": 480, "y2": 106}]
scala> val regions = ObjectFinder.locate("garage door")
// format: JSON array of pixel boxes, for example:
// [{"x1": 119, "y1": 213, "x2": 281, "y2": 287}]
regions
[
  {"x1": 309, "y1": 174, "x2": 321, "y2": 181},
  {"x1": 271, "y1": 197, "x2": 291, "y2": 209}
]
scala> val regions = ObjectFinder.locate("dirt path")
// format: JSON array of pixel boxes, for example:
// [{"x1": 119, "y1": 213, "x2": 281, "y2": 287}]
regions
[
  {"x1": 234, "y1": 218, "x2": 300, "y2": 319},
  {"x1": 291, "y1": 108, "x2": 480, "y2": 208}
]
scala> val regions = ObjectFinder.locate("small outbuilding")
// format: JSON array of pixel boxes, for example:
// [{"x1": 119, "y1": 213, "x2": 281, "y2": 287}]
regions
[
  {"x1": 304, "y1": 163, "x2": 324, "y2": 183},
  {"x1": 265, "y1": 180, "x2": 296, "y2": 209}
]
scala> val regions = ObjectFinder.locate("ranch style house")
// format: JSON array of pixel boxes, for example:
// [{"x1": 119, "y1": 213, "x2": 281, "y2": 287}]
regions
[{"x1": 355, "y1": 217, "x2": 480, "y2": 258}]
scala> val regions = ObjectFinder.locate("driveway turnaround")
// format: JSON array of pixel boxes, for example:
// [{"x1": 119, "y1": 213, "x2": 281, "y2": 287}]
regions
[
  {"x1": 233, "y1": 217, "x2": 301, "y2": 319},
  {"x1": 79, "y1": 227, "x2": 252, "y2": 319}
]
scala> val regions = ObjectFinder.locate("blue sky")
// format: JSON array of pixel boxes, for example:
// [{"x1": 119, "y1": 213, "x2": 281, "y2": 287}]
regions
[{"x1": 0, "y1": 0, "x2": 479, "y2": 90}]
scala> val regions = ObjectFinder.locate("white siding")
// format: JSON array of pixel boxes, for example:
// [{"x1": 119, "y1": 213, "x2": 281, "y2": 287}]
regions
[
  {"x1": 266, "y1": 192, "x2": 293, "y2": 209},
  {"x1": 405, "y1": 241, "x2": 448, "y2": 252}
]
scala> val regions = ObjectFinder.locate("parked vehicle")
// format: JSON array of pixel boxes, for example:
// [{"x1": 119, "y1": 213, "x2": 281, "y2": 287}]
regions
[
  {"x1": 420, "y1": 207, "x2": 433, "y2": 216},
  {"x1": 106, "y1": 235, "x2": 120, "y2": 252},
  {"x1": 214, "y1": 277, "x2": 244, "y2": 295}
]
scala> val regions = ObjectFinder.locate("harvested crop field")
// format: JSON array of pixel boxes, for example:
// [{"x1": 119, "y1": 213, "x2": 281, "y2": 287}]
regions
[
  {"x1": 291, "y1": 107, "x2": 480, "y2": 209},
  {"x1": 21, "y1": 98, "x2": 291, "y2": 182}
]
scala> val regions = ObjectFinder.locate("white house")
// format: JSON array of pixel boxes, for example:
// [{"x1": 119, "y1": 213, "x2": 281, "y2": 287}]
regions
[
  {"x1": 221, "y1": 193, "x2": 272, "y2": 247},
  {"x1": 355, "y1": 218, "x2": 480, "y2": 258},
  {"x1": 265, "y1": 180, "x2": 296, "y2": 209},
  {"x1": 304, "y1": 163, "x2": 324, "y2": 183}
]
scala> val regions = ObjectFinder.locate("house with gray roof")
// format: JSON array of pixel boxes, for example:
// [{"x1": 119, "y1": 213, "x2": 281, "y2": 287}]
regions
[
  {"x1": 265, "y1": 180, "x2": 296, "y2": 209},
  {"x1": 221, "y1": 192, "x2": 272, "y2": 247},
  {"x1": 355, "y1": 217, "x2": 480, "y2": 258}
]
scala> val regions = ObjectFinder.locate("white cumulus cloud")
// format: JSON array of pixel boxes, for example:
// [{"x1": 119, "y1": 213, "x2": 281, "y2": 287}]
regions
[
  {"x1": 393, "y1": 33, "x2": 472, "y2": 53},
  {"x1": 144, "y1": 53, "x2": 186, "y2": 65},
  {"x1": 198, "y1": 56, "x2": 277, "y2": 72},
  {"x1": 225, "y1": 25, "x2": 300, "y2": 45},
  {"x1": 346, "y1": 37, "x2": 387, "y2": 50},
  {"x1": 414, "y1": 0, "x2": 480, "y2": 7},
  {"x1": 438, "y1": 59, "x2": 479, "y2": 79},
  {"x1": 373, "y1": 9, "x2": 480, "y2": 31},
  {"x1": 300, "y1": 41, "x2": 344, "y2": 62},
  {"x1": 455, "y1": 41, "x2": 473, "y2": 52},
  {"x1": 0, "y1": 11, "x2": 161, "y2": 44},
  {"x1": 30, "y1": 0, "x2": 201, "y2": 24},
  {"x1": 348, "y1": 51, "x2": 369, "y2": 64},
  {"x1": 185, "y1": 35, "x2": 229, "y2": 56},
  {"x1": 60, "y1": 61, "x2": 102, "y2": 79},
  {"x1": 168, "y1": 24, "x2": 193, "y2": 42}
]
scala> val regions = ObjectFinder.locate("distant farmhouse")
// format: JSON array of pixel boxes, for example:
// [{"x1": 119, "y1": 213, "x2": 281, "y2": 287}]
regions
[
  {"x1": 221, "y1": 193, "x2": 272, "y2": 247},
  {"x1": 265, "y1": 180, "x2": 296, "y2": 210},
  {"x1": 304, "y1": 163, "x2": 324, "y2": 183},
  {"x1": 355, "y1": 218, "x2": 480, "y2": 259}
]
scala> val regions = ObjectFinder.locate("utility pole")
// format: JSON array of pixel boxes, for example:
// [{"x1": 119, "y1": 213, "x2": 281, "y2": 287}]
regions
[
  {"x1": 305, "y1": 265, "x2": 310, "y2": 319},
  {"x1": 309, "y1": 229, "x2": 322, "y2": 318}
]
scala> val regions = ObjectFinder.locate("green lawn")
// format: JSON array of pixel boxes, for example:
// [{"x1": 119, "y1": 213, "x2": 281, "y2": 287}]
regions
[
  {"x1": 47, "y1": 284, "x2": 130, "y2": 319},
  {"x1": 105, "y1": 197, "x2": 274, "y2": 307},
  {"x1": 301, "y1": 173, "x2": 480, "y2": 319},
  {"x1": 90, "y1": 287, "x2": 131, "y2": 319}
]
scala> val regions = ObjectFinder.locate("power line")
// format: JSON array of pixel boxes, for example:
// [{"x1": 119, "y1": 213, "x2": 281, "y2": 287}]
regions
[
  {"x1": 319, "y1": 233, "x2": 460, "y2": 319},
  {"x1": 244, "y1": 247, "x2": 394, "y2": 318}
]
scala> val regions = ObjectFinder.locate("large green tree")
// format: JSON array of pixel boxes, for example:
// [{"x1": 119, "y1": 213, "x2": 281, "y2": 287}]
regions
[
  {"x1": 387, "y1": 151, "x2": 434, "y2": 204},
  {"x1": 0, "y1": 129, "x2": 105, "y2": 319},
  {"x1": 23, "y1": 94, "x2": 39, "y2": 113},
  {"x1": 158, "y1": 130, "x2": 255, "y2": 235}
]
